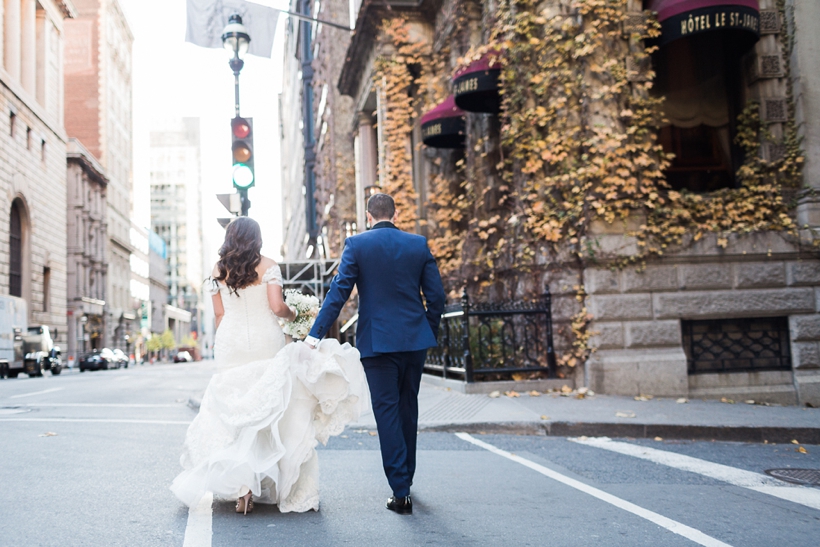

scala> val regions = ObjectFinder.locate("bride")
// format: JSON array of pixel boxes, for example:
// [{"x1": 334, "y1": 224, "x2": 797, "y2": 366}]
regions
[{"x1": 171, "y1": 217, "x2": 369, "y2": 514}]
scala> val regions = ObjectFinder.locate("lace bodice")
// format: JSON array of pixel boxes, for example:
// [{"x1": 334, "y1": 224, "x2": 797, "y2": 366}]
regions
[{"x1": 209, "y1": 265, "x2": 286, "y2": 368}]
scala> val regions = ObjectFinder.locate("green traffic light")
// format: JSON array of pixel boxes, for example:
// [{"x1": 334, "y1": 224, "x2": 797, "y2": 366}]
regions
[{"x1": 232, "y1": 163, "x2": 254, "y2": 188}]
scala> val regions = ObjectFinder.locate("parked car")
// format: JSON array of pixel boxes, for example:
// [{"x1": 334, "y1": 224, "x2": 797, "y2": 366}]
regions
[
  {"x1": 100, "y1": 348, "x2": 121, "y2": 369},
  {"x1": 79, "y1": 352, "x2": 109, "y2": 372},
  {"x1": 173, "y1": 351, "x2": 193, "y2": 363},
  {"x1": 112, "y1": 349, "x2": 129, "y2": 368}
]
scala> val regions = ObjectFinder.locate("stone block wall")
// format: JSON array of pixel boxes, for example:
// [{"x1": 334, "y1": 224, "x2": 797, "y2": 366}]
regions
[{"x1": 584, "y1": 240, "x2": 820, "y2": 405}]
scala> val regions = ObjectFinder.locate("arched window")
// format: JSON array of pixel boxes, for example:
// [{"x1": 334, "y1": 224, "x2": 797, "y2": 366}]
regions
[{"x1": 9, "y1": 200, "x2": 23, "y2": 297}]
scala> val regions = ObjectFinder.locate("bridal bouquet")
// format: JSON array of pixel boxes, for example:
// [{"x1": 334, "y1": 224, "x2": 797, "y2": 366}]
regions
[{"x1": 282, "y1": 289, "x2": 320, "y2": 340}]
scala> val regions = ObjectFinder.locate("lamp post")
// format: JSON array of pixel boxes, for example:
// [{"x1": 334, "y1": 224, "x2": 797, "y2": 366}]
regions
[{"x1": 222, "y1": 14, "x2": 250, "y2": 117}]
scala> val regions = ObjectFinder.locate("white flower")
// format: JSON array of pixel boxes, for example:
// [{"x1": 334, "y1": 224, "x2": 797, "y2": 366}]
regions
[{"x1": 281, "y1": 290, "x2": 320, "y2": 340}]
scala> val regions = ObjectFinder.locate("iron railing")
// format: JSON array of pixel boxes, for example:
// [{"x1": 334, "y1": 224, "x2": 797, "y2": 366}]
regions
[
  {"x1": 425, "y1": 289, "x2": 558, "y2": 382},
  {"x1": 682, "y1": 317, "x2": 792, "y2": 374}
]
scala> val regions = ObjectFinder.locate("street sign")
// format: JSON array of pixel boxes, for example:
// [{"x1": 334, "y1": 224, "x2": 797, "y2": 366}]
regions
[{"x1": 216, "y1": 193, "x2": 242, "y2": 214}]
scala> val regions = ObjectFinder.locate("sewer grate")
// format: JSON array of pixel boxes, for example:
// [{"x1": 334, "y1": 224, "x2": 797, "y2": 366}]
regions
[{"x1": 764, "y1": 468, "x2": 820, "y2": 487}]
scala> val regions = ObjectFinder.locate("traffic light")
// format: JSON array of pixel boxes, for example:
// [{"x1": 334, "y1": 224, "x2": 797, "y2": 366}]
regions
[{"x1": 231, "y1": 116, "x2": 254, "y2": 190}]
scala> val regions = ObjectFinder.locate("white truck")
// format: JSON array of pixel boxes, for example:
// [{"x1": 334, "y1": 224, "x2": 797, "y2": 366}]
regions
[{"x1": 0, "y1": 295, "x2": 62, "y2": 378}]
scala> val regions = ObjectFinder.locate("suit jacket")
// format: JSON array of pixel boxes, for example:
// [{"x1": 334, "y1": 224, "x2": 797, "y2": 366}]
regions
[{"x1": 308, "y1": 221, "x2": 446, "y2": 358}]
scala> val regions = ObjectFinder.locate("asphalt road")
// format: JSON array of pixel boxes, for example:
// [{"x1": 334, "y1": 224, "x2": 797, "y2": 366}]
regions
[{"x1": 1, "y1": 362, "x2": 818, "y2": 547}]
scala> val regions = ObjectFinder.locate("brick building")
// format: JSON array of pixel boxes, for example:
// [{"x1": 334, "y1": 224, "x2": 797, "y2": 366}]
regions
[
  {"x1": 1, "y1": 0, "x2": 74, "y2": 348},
  {"x1": 282, "y1": 0, "x2": 820, "y2": 405},
  {"x1": 63, "y1": 0, "x2": 135, "y2": 351}
]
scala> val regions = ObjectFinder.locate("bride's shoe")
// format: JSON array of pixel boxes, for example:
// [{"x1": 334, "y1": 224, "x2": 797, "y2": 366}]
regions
[{"x1": 236, "y1": 492, "x2": 254, "y2": 515}]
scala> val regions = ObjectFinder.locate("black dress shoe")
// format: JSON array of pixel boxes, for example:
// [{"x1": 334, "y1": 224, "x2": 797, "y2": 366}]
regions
[{"x1": 386, "y1": 495, "x2": 412, "y2": 515}]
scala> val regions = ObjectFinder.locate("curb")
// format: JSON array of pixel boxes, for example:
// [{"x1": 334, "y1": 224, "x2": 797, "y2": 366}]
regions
[
  {"x1": 421, "y1": 421, "x2": 820, "y2": 444},
  {"x1": 186, "y1": 397, "x2": 820, "y2": 444}
]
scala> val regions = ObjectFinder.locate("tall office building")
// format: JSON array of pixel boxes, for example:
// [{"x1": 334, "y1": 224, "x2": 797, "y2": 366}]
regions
[{"x1": 149, "y1": 117, "x2": 204, "y2": 345}]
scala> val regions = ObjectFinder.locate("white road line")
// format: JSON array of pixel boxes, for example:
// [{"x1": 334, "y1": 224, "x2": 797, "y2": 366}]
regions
[
  {"x1": 8, "y1": 387, "x2": 64, "y2": 399},
  {"x1": 183, "y1": 492, "x2": 213, "y2": 547},
  {"x1": 0, "y1": 417, "x2": 191, "y2": 425},
  {"x1": 456, "y1": 432, "x2": 732, "y2": 547},
  {"x1": 22, "y1": 403, "x2": 182, "y2": 408},
  {"x1": 571, "y1": 437, "x2": 820, "y2": 512}
]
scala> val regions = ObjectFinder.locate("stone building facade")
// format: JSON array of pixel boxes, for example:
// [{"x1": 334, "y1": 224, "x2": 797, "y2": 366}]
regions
[
  {"x1": 149, "y1": 117, "x2": 204, "y2": 346},
  {"x1": 63, "y1": 0, "x2": 135, "y2": 351},
  {"x1": 279, "y1": 0, "x2": 357, "y2": 261},
  {"x1": 66, "y1": 137, "x2": 107, "y2": 362},
  {"x1": 0, "y1": 0, "x2": 74, "y2": 349},
  {"x1": 281, "y1": 0, "x2": 820, "y2": 405}
]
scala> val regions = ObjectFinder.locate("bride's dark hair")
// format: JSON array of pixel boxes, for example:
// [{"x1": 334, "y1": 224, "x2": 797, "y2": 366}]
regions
[{"x1": 214, "y1": 217, "x2": 263, "y2": 294}]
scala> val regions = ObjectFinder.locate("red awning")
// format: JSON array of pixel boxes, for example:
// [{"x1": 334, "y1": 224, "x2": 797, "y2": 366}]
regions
[
  {"x1": 452, "y1": 50, "x2": 503, "y2": 114},
  {"x1": 421, "y1": 95, "x2": 464, "y2": 126},
  {"x1": 649, "y1": 0, "x2": 759, "y2": 21},
  {"x1": 421, "y1": 96, "x2": 466, "y2": 149},
  {"x1": 453, "y1": 50, "x2": 502, "y2": 81},
  {"x1": 648, "y1": 0, "x2": 760, "y2": 46}
]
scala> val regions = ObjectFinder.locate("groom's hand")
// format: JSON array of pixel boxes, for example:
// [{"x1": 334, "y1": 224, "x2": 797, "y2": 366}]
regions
[{"x1": 305, "y1": 335, "x2": 320, "y2": 349}]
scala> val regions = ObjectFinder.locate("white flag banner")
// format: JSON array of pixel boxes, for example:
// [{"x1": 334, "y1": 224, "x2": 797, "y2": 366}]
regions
[{"x1": 186, "y1": 0, "x2": 280, "y2": 59}]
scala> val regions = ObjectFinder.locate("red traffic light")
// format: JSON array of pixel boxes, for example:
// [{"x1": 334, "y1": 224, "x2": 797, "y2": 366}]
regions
[{"x1": 231, "y1": 117, "x2": 251, "y2": 139}]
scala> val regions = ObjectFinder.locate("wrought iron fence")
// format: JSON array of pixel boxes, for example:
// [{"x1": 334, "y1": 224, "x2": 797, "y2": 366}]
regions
[{"x1": 424, "y1": 289, "x2": 558, "y2": 382}]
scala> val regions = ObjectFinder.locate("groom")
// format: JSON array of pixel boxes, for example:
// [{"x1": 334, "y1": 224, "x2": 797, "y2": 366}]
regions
[{"x1": 306, "y1": 193, "x2": 446, "y2": 515}]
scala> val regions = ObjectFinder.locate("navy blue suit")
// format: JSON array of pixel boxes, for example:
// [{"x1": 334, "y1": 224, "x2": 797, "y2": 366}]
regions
[{"x1": 309, "y1": 221, "x2": 445, "y2": 497}]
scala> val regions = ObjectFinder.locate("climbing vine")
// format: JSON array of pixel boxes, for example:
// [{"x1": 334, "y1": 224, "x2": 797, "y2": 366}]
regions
[{"x1": 373, "y1": 0, "x2": 808, "y2": 374}]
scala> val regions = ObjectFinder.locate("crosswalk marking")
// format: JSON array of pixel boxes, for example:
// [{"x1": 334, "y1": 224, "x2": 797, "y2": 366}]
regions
[
  {"x1": 571, "y1": 437, "x2": 820, "y2": 512},
  {"x1": 0, "y1": 417, "x2": 191, "y2": 425},
  {"x1": 8, "y1": 387, "x2": 64, "y2": 399},
  {"x1": 456, "y1": 432, "x2": 733, "y2": 547},
  {"x1": 183, "y1": 492, "x2": 213, "y2": 547}
]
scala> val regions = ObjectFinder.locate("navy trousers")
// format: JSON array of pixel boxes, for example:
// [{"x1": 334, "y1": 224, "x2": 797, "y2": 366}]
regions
[{"x1": 361, "y1": 348, "x2": 427, "y2": 498}]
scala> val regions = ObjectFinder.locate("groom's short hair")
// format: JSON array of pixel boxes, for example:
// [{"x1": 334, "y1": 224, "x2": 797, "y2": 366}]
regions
[{"x1": 367, "y1": 193, "x2": 395, "y2": 220}]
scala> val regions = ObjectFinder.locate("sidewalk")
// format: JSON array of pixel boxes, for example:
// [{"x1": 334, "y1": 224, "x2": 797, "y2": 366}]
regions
[
  {"x1": 190, "y1": 377, "x2": 820, "y2": 444},
  {"x1": 352, "y1": 378, "x2": 820, "y2": 443}
]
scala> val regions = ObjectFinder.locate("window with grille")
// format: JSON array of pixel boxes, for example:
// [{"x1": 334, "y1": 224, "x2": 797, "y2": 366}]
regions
[
  {"x1": 9, "y1": 201, "x2": 22, "y2": 297},
  {"x1": 682, "y1": 317, "x2": 792, "y2": 374}
]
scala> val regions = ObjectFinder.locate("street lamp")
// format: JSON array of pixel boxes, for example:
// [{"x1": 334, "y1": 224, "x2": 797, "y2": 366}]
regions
[{"x1": 222, "y1": 14, "x2": 250, "y2": 117}]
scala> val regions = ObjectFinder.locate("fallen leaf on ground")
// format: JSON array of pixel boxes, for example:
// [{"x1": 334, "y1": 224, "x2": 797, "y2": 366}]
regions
[
  {"x1": 575, "y1": 393, "x2": 586, "y2": 399},
  {"x1": 797, "y1": 446, "x2": 808, "y2": 454},
  {"x1": 488, "y1": 391, "x2": 501, "y2": 398},
  {"x1": 615, "y1": 411, "x2": 636, "y2": 418},
  {"x1": 654, "y1": 437, "x2": 663, "y2": 441},
  {"x1": 676, "y1": 398, "x2": 688, "y2": 404},
  {"x1": 528, "y1": 390, "x2": 541, "y2": 397},
  {"x1": 368, "y1": 431, "x2": 378, "y2": 436},
  {"x1": 39, "y1": 432, "x2": 57, "y2": 437},
  {"x1": 577, "y1": 387, "x2": 589, "y2": 395},
  {"x1": 511, "y1": 373, "x2": 525, "y2": 381},
  {"x1": 634, "y1": 395, "x2": 653, "y2": 401},
  {"x1": 791, "y1": 439, "x2": 800, "y2": 444},
  {"x1": 540, "y1": 415, "x2": 550, "y2": 420},
  {"x1": 561, "y1": 385, "x2": 573, "y2": 393},
  {"x1": 505, "y1": 390, "x2": 520, "y2": 398},
  {"x1": 744, "y1": 400, "x2": 755, "y2": 405},
  {"x1": 721, "y1": 398, "x2": 735, "y2": 404}
]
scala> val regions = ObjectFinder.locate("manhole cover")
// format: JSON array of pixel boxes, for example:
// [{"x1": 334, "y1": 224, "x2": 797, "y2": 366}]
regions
[{"x1": 765, "y1": 468, "x2": 820, "y2": 487}]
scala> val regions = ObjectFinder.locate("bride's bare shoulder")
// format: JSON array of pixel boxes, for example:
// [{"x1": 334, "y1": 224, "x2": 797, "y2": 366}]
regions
[{"x1": 258, "y1": 256, "x2": 278, "y2": 268}]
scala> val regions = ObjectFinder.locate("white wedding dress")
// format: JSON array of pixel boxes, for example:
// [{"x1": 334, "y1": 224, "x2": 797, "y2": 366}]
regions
[{"x1": 170, "y1": 265, "x2": 370, "y2": 512}]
